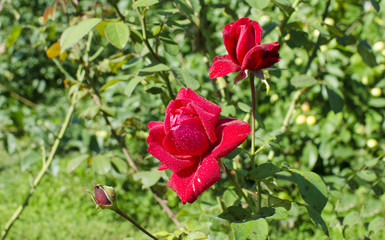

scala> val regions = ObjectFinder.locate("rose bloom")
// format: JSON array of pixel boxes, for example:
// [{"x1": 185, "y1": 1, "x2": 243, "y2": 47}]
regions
[
  {"x1": 147, "y1": 88, "x2": 250, "y2": 204},
  {"x1": 209, "y1": 18, "x2": 280, "y2": 84}
]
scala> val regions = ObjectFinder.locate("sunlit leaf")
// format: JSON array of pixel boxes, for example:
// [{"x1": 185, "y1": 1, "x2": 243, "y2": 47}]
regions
[
  {"x1": 6, "y1": 26, "x2": 23, "y2": 48},
  {"x1": 60, "y1": 18, "x2": 101, "y2": 53},
  {"x1": 105, "y1": 22, "x2": 129, "y2": 49},
  {"x1": 231, "y1": 218, "x2": 268, "y2": 240},
  {"x1": 46, "y1": 41, "x2": 61, "y2": 58},
  {"x1": 132, "y1": 0, "x2": 159, "y2": 7}
]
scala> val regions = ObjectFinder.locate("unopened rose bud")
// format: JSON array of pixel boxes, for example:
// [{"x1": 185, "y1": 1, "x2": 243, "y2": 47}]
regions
[
  {"x1": 89, "y1": 184, "x2": 118, "y2": 210},
  {"x1": 301, "y1": 102, "x2": 310, "y2": 112}
]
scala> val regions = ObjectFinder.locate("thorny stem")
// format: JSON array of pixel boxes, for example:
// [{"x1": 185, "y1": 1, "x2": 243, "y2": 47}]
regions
[
  {"x1": 219, "y1": 160, "x2": 258, "y2": 215},
  {"x1": 115, "y1": 208, "x2": 159, "y2": 240},
  {"x1": 1, "y1": 88, "x2": 79, "y2": 240}
]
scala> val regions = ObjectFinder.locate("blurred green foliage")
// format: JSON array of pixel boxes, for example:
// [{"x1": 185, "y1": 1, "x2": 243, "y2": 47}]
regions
[{"x1": 1, "y1": 0, "x2": 385, "y2": 239}]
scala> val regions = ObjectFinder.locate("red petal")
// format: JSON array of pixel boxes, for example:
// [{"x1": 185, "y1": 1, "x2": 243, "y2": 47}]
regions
[
  {"x1": 210, "y1": 118, "x2": 251, "y2": 159},
  {"x1": 209, "y1": 55, "x2": 241, "y2": 79},
  {"x1": 223, "y1": 18, "x2": 252, "y2": 64},
  {"x1": 167, "y1": 155, "x2": 221, "y2": 204},
  {"x1": 252, "y1": 21, "x2": 263, "y2": 44},
  {"x1": 158, "y1": 163, "x2": 168, "y2": 171},
  {"x1": 236, "y1": 24, "x2": 255, "y2": 64},
  {"x1": 163, "y1": 117, "x2": 209, "y2": 156},
  {"x1": 94, "y1": 185, "x2": 111, "y2": 205},
  {"x1": 147, "y1": 122, "x2": 195, "y2": 172},
  {"x1": 241, "y1": 42, "x2": 280, "y2": 70}
]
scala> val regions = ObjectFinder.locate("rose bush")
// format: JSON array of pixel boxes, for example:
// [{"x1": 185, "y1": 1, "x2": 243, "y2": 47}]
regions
[
  {"x1": 209, "y1": 18, "x2": 280, "y2": 84},
  {"x1": 147, "y1": 88, "x2": 250, "y2": 204}
]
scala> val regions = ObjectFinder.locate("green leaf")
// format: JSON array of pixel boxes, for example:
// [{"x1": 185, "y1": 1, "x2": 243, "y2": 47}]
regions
[
  {"x1": 238, "y1": 102, "x2": 252, "y2": 112},
  {"x1": 218, "y1": 206, "x2": 252, "y2": 222},
  {"x1": 301, "y1": 143, "x2": 318, "y2": 170},
  {"x1": 272, "y1": 0, "x2": 293, "y2": 16},
  {"x1": 161, "y1": 37, "x2": 180, "y2": 56},
  {"x1": 105, "y1": 22, "x2": 130, "y2": 49},
  {"x1": 291, "y1": 170, "x2": 328, "y2": 213},
  {"x1": 67, "y1": 154, "x2": 89, "y2": 173},
  {"x1": 6, "y1": 133, "x2": 17, "y2": 154},
  {"x1": 6, "y1": 26, "x2": 23, "y2": 48},
  {"x1": 305, "y1": 205, "x2": 329, "y2": 236},
  {"x1": 133, "y1": 169, "x2": 162, "y2": 187},
  {"x1": 171, "y1": 67, "x2": 200, "y2": 90},
  {"x1": 186, "y1": 231, "x2": 207, "y2": 240},
  {"x1": 291, "y1": 75, "x2": 317, "y2": 88},
  {"x1": 248, "y1": 163, "x2": 280, "y2": 180},
  {"x1": 265, "y1": 207, "x2": 289, "y2": 220},
  {"x1": 357, "y1": 40, "x2": 377, "y2": 67},
  {"x1": 223, "y1": 189, "x2": 238, "y2": 206},
  {"x1": 246, "y1": 0, "x2": 270, "y2": 9},
  {"x1": 368, "y1": 217, "x2": 385, "y2": 237},
  {"x1": 326, "y1": 86, "x2": 344, "y2": 113},
  {"x1": 60, "y1": 18, "x2": 101, "y2": 53},
  {"x1": 132, "y1": 0, "x2": 159, "y2": 7},
  {"x1": 357, "y1": 169, "x2": 377, "y2": 182},
  {"x1": 141, "y1": 63, "x2": 170, "y2": 72},
  {"x1": 21, "y1": 151, "x2": 41, "y2": 171},
  {"x1": 100, "y1": 79, "x2": 122, "y2": 91},
  {"x1": 92, "y1": 155, "x2": 111, "y2": 175},
  {"x1": 110, "y1": 157, "x2": 128, "y2": 174},
  {"x1": 368, "y1": 98, "x2": 385, "y2": 108},
  {"x1": 125, "y1": 76, "x2": 144, "y2": 97},
  {"x1": 370, "y1": 0, "x2": 380, "y2": 12},
  {"x1": 231, "y1": 218, "x2": 269, "y2": 240}
]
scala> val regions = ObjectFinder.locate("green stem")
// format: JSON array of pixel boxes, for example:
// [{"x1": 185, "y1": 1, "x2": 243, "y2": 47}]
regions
[
  {"x1": 133, "y1": 1, "x2": 175, "y2": 99},
  {"x1": 220, "y1": 160, "x2": 258, "y2": 215},
  {"x1": 249, "y1": 73, "x2": 256, "y2": 168},
  {"x1": 1, "y1": 89, "x2": 78, "y2": 240},
  {"x1": 281, "y1": 87, "x2": 308, "y2": 133},
  {"x1": 115, "y1": 208, "x2": 158, "y2": 240},
  {"x1": 257, "y1": 181, "x2": 262, "y2": 210}
]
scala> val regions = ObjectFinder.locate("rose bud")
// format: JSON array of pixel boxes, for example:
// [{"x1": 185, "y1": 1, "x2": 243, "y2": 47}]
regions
[
  {"x1": 209, "y1": 18, "x2": 280, "y2": 85},
  {"x1": 89, "y1": 184, "x2": 118, "y2": 210}
]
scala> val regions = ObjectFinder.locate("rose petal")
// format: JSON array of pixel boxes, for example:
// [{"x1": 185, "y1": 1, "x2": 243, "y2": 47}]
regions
[
  {"x1": 158, "y1": 163, "x2": 168, "y2": 171},
  {"x1": 163, "y1": 117, "x2": 209, "y2": 156},
  {"x1": 236, "y1": 24, "x2": 255, "y2": 65},
  {"x1": 176, "y1": 89, "x2": 221, "y2": 116},
  {"x1": 147, "y1": 121, "x2": 195, "y2": 172},
  {"x1": 241, "y1": 42, "x2": 280, "y2": 71},
  {"x1": 94, "y1": 185, "x2": 111, "y2": 205},
  {"x1": 223, "y1": 18, "x2": 252, "y2": 64},
  {"x1": 252, "y1": 20, "x2": 263, "y2": 44},
  {"x1": 210, "y1": 118, "x2": 251, "y2": 159},
  {"x1": 167, "y1": 155, "x2": 221, "y2": 204},
  {"x1": 164, "y1": 99, "x2": 196, "y2": 133},
  {"x1": 209, "y1": 55, "x2": 241, "y2": 79}
]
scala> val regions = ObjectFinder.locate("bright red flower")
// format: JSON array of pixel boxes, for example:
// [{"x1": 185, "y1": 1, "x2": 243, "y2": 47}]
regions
[
  {"x1": 209, "y1": 18, "x2": 280, "y2": 84},
  {"x1": 147, "y1": 88, "x2": 250, "y2": 204}
]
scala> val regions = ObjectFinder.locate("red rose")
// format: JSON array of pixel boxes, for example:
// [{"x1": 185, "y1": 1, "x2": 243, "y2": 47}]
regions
[
  {"x1": 147, "y1": 88, "x2": 250, "y2": 204},
  {"x1": 209, "y1": 18, "x2": 280, "y2": 84}
]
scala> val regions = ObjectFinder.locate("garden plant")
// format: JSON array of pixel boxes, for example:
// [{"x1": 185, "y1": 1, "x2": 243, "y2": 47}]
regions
[{"x1": 1, "y1": 0, "x2": 385, "y2": 239}]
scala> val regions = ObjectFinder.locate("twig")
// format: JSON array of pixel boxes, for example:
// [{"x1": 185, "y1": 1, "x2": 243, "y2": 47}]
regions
[{"x1": 1, "y1": 88, "x2": 79, "y2": 240}]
